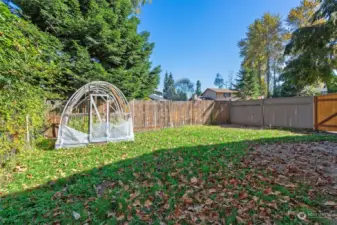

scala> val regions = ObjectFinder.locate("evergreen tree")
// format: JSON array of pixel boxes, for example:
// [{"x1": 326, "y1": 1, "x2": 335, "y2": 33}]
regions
[
  {"x1": 196, "y1": 80, "x2": 202, "y2": 96},
  {"x1": 214, "y1": 73, "x2": 225, "y2": 88},
  {"x1": 234, "y1": 69, "x2": 260, "y2": 100},
  {"x1": 165, "y1": 73, "x2": 176, "y2": 100},
  {"x1": 14, "y1": 0, "x2": 161, "y2": 98},
  {"x1": 281, "y1": 0, "x2": 335, "y2": 94},
  {"x1": 227, "y1": 71, "x2": 234, "y2": 89},
  {"x1": 163, "y1": 72, "x2": 169, "y2": 99}
]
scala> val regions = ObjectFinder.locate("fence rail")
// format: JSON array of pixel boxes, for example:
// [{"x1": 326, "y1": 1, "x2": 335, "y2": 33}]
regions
[
  {"x1": 45, "y1": 94, "x2": 337, "y2": 138},
  {"x1": 45, "y1": 100, "x2": 230, "y2": 138},
  {"x1": 230, "y1": 96, "x2": 314, "y2": 129}
]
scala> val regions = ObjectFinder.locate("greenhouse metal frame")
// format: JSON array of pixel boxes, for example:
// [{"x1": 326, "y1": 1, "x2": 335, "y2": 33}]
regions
[{"x1": 55, "y1": 81, "x2": 134, "y2": 149}]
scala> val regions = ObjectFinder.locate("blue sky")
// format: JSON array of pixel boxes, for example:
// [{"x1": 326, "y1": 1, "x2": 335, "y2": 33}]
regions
[{"x1": 138, "y1": 0, "x2": 301, "y2": 92}]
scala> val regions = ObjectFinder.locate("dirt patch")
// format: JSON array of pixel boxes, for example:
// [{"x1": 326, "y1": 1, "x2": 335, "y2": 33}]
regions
[{"x1": 248, "y1": 141, "x2": 337, "y2": 196}]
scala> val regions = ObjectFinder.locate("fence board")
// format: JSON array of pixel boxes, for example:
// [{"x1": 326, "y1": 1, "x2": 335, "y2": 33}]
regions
[
  {"x1": 230, "y1": 97, "x2": 314, "y2": 129},
  {"x1": 46, "y1": 100, "x2": 230, "y2": 137},
  {"x1": 315, "y1": 94, "x2": 337, "y2": 131}
]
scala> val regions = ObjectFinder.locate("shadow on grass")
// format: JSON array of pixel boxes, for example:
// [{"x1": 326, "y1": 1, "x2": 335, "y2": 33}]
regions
[{"x1": 1, "y1": 133, "x2": 336, "y2": 224}]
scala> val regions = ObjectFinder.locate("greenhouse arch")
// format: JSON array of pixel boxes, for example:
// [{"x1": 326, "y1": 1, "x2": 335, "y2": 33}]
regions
[{"x1": 55, "y1": 81, "x2": 134, "y2": 149}]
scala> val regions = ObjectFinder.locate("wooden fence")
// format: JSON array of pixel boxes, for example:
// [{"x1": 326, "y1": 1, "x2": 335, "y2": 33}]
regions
[
  {"x1": 45, "y1": 94, "x2": 337, "y2": 139},
  {"x1": 230, "y1": 96, "x2": 314, "y2": 129},
  {"x1": 315, "y1": 93, "x2": 337, "y2": 131},
  {"x1": 130, "y1": 100, "x2": 230, "y2": 131},
  {"x1": 45, "y1": 100, "x2": 230, "y2": 138}
]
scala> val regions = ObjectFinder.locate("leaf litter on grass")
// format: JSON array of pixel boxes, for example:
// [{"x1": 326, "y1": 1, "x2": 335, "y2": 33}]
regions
[
  {"x1": 1, "y1": 126, "x2": 337, "y2": 224},
  {"x1": 247, "y1": 141, "x2": 337, "y2": 221}
]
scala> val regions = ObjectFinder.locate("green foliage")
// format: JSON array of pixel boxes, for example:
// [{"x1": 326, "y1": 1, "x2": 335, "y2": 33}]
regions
[
  {"x1": 0, "y1": 82, "x2": 46, "y2": 157},
  {"x1": 175, "y1": 78, "x2": 194, "y2": 97},
  {"x1": 214, "y1": 73, "x2": 224, "y2": 88},
  {"x1": 327, "y1": 75, "x2": 337, "y2": 93},
  {"x1": 287, "y1": 0, "x2": 321, "y2": 30},
  {"x1": 162, "y1": 73, "x2": 192, "y2": 101},
  {"x1": 14, "y1": 0, "x2": 160, "y2": 99},
  {"x1": 163, "y1": 72, "x2": 170, "y2": 99},
  {"x1": 282, "y1": 0, "x2": 336, "y2": 93},
  {"x1": 234, "y1": 68, "x2": 260, "y2": 100},
  {"x1": 163, "y1": 72, "x2": 175, "y2": 100},
  {"x1": 0, "y1": 2, "x2": 59, "y2": 156},
  {"x1": 0, "y1": 2, "x2": 68, "y2": 94},
  {"x1": 238, "y1": 13, "x2": 284, "y2": 97},
  {"x1": 195, "y1": 80, "x2": 202, "y2": 96}
]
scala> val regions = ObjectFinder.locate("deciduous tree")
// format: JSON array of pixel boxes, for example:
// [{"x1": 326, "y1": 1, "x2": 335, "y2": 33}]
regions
[{"x1": 214, "y1": 73, "x2": 225, "y2": 88}]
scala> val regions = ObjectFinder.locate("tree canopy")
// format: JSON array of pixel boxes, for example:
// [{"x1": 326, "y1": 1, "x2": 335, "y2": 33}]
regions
[
  {"x1": 13, "y1": 0, "x2": 161, "y2": 99},
  {"x1": 195, "y1": 80, "x2": 202, "y2": 96},
  {"x1": 238, "y1": 0, "x2": 337, "y2": 97},
  {"x1": 238, "y1": 13, "x2": 284, "y2": 97},
  {"x1": 214, "y1": 73, "x2": 225, "y2": 88}
]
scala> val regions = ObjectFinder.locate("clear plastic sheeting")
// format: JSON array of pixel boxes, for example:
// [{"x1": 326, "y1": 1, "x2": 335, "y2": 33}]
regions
[
  {"x1": 56, "y1": 125, "x2": 89, "y2": 148},
  {"x1": 55, "y1": 81, "x2": 134, "y2": 149}
]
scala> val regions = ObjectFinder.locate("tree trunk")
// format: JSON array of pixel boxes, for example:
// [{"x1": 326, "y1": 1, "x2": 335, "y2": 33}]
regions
[
  {"x1": 266, "y1": 53, "x2": 271, "y2": 98},
  {"x1": 258, "y1": 61, "x2": 263, "y2": 96},
  {"x1": 273, "y1": 62, "x2": 276, "y2": 97}
]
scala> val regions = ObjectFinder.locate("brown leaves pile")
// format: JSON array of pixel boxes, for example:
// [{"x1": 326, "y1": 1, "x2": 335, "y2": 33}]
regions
[{"x1": 247, "y1": 141, "x2": 337, "y2": 196}]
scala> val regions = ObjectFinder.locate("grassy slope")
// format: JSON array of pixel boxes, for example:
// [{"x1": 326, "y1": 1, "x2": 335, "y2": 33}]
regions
[{"x1": 0, "y1": 126, "x2": 335, "y2": 224}]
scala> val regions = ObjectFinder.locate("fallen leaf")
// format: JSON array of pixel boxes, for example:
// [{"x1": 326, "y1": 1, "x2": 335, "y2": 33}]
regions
[
  {"x1": 190, "y1": 177, "x2": 198, "y2": 184},
  {"x1": 117, "y1": 214, "x2": 125, "y2": 221},
  {"x1": 263, "y1": 187, "x2": 272, "y2": 195},
  {"x1": 52, "y1": 192, "x2": 62, "y2": 200},
  {"x1": 205, "y1": 199, "x2": 213, "y2": 205},
  {"x1": 182, "y1": 196, "x2": 193, "y2": 205},
  {"x1": 144, "y1": 199, "x2": 152, "y2": 208},
  {"x1": 323, "y1": 201, "x2": 337, "y2": 206},
  {"x1": 132, "y1": 199, "x2": 141, "y2": 207},
  {"x1": 107, "y1": 211, "x2": 115, "y2": 218},
  {"x1": 239, "y1": 191, "x2": 248, "y2": 200},
  {"x1": 236, "y1": 216, "x2": 245, "y2": 223},
  {"x1": 72, "y1": 211, "x2": 80, "y2": 220}
]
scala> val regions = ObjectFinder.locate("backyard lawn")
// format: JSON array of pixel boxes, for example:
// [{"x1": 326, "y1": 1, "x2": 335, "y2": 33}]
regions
[{"x1": 0, "y1": 126, "x2": 336, "y2": 224}]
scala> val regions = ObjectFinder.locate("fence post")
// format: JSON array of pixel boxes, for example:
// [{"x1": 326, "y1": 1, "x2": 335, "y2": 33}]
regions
[
  {"x1": 143, "y1": 101, "x2": 146, "y2": 128},
  {"x1": 314, "y1": 96, "x2": 318, "y2": 130},
  {"x1": 261, "y1": 99, "x2": 265, "y2": 127}
]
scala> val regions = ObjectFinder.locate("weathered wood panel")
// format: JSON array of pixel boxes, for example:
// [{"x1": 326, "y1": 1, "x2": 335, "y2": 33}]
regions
[
  {"x1": 130, "y1": 100, "x2": 230, "y2": 131},
  {"x1": 46, "y1": 100, "x2": 230, "y2": 137}
]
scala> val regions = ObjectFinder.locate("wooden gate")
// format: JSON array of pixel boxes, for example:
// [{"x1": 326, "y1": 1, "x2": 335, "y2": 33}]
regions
[{"x1": 315, "y1": 94, "x2": 337, "y2": 131}]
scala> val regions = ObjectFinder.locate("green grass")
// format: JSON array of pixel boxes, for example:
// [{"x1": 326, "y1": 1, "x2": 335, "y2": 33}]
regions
[{"x1": 0, "y1": 126, "x2": 335, "y2": 224}]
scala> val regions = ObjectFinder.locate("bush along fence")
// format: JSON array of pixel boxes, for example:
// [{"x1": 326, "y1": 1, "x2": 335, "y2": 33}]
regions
[{"x1": 0, "y1": 115, "x2": 35, "y2": 166}]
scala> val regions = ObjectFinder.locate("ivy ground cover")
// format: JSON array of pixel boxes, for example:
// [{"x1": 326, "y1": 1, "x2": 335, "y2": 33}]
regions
[{"x1": 0, "y1": 126, "x2": 336, "y2": 224}]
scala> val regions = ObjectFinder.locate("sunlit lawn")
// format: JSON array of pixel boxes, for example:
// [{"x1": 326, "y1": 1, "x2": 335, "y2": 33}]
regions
[{"x1": 0, "y1": 126, "x2": 335, "y2": 224}]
